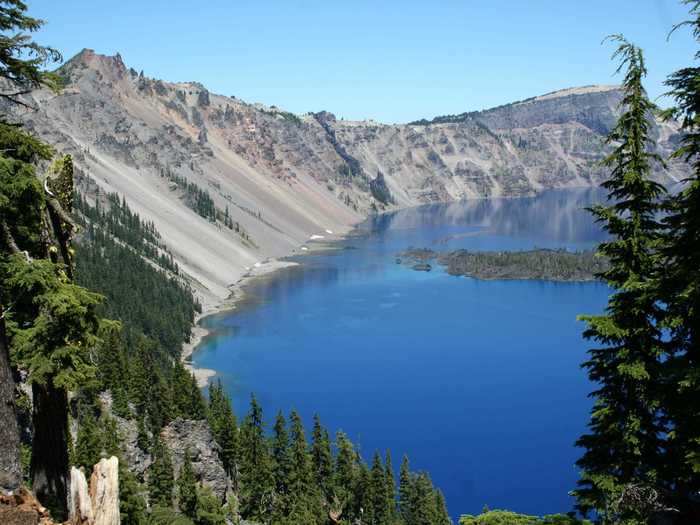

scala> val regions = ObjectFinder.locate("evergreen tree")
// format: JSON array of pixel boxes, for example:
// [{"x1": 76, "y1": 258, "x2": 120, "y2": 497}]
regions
[
  {"x1": 370, "y1": 451, "x2": 390, "y2": 524},
  {"x1": 434, "y1": 490, "x2": 452, "y2": 525},
  {"x1": 385, "y1": 450, "x2": 398, "y2": 523},
  {"x1": 271, "y1": 411, "x2": 291, "y2": 507},
  {"x1": 334, "y1": 431, "x2": 359, "y2": 520},
  {"x1": 356, "y1": 461, "x2": 374, "y2": 525},
  {"x1": 574, "y1": 36, "x2": 667, "y2": 521},
  {"x1": 399, "y1": 455, "x2": 412, "y2": 522},
  {"x1": 74, "y1": 406, "x2": 103, "y2": 475},
  {"x1": 238, "y1": 395, "x2": 274, "y2": 521},
  {"x1": 119, "y1": 463, "x2": 148, "y2": 525},
  {"x1": 659, "y1": 1, "x2": 700, "y2": 517},
  {"x1": 311, "y1": 414, "x2": 333, "y2": 498},
  {"x1": 177, "y1": 450, "x2": 198, "y2": 520},
  {"x1": 148, "y1": 436, "x2": 174, "y2": 507},
  {"x1": 287, "y1": 410, "x2": 320, "y2": 522},
  {"x1": 207, "y1": 381, "x2": 238, "y2": 484},
  {"x1": 195, "y1": 484, "x2": 227, "y2": 525}
]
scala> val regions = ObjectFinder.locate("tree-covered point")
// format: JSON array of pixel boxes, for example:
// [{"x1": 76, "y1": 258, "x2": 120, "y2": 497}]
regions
[
  {"x1": 205, "y1": 382, "x2": 452, "y2": 525},
  {"x1": 398, "y1": 248, "x2": 608, "y2": 281}
]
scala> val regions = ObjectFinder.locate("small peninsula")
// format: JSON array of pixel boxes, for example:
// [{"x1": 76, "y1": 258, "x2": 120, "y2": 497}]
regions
[{"x1": 398, "y1": 248, "x2": 608, "y2": 281}]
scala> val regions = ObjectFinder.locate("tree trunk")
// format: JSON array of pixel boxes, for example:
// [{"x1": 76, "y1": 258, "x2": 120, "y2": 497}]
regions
[
  {"x1": 31, "y1": 379, "x2": 69, "y2": 520},
  {"x1": 0, "y1": 310, "x2": 22, "y2": 493}
]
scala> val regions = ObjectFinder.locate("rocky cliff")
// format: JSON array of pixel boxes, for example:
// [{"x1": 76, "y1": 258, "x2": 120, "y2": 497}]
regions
[{"x1": 10, "y1": 49, "x2": 684, "y2": 305}]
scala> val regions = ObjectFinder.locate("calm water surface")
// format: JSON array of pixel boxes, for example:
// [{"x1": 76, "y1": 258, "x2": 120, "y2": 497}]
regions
[{"x1": 194, "y1": 188, "x2": 610, "y2": 520}]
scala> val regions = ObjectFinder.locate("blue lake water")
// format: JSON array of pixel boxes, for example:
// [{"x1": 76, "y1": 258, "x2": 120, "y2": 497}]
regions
[{"x1": 194, "y1": 188, "x2": 611, "y2": 520}]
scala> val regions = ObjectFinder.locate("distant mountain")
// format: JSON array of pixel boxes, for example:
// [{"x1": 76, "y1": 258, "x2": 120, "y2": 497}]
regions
[{"x1": 7, "y1": 49, "x2": 685, "y2": 305}]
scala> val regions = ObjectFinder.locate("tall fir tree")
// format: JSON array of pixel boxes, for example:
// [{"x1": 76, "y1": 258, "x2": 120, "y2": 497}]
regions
[
  {"x1": 238, "y1": 395, "x2": 274, "y2": 521},
  {"x1": 385, "y1": 450, "x2": 398, "y2": 523},
  {"x1": 74, "y1": 406, "x2": 103, "y2": 476},
  {"x1": 370, "y1": 451, "x2": 390, "y2": 524},
  {"x1": 271, "y1": 410, "x2": 291, "y2": 516},
  {"x1": 177, "y1": 449, "x2": 198, "y2": 520},
  {"x1": 660, "y1": 1, "x2": 700, "y2": 518},
  {"x1": 311, "y1": 414, "x2": 334, "y2": 498},
  {"x1": 148, "y1": 436, "x2": 174, "y2": 507},
  {"x1": 399, "y1": 455, "x2": 412, "y2": 523},
  {"x1": 207, "y1": 381, "x2": 238, "y2": 485},
  {"x1": 574, "y1": 36, "x2": 667, "y2": 522}
]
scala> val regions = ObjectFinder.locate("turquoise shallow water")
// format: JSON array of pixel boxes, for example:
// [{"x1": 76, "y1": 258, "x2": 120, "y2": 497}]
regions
[{"x1": 194, "y1": 188, "x2": 610, "y2": 520}]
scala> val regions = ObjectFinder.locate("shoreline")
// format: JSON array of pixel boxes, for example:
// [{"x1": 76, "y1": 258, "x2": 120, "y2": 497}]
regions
[
  {"x1": 179, "y1": 186, "x2": 598, "y2": 386},
  {"x1": 180, "y1": 234, "x2": 353, "y2": 387}
]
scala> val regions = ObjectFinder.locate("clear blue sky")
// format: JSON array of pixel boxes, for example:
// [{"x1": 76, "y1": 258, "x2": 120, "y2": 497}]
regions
[{"x1": 29, "y1": 0, "x2": 697, "y2": 123}]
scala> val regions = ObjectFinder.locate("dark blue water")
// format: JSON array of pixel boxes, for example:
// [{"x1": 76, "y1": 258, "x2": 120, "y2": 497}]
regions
[{"x1": 194, "y1": 188, "x2": 610, "y2": 520}]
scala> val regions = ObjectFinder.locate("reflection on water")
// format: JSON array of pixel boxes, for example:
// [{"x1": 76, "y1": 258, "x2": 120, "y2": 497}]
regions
[
  {"x1": 364, "y1": 187, "x2": 607, "y2": 245},
  {"x1": 195, "y1": 188, "x2": 610, "y2": 520}
]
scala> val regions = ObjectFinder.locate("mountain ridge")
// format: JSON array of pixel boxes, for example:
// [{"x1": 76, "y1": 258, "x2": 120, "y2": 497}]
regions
[{"x1": 9, "y1": 48, "x2": 684, "y2": 306}]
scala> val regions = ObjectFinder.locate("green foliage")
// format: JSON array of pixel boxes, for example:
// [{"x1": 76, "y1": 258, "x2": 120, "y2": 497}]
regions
[
  {"x1": 658, "y1": 0, "x2": 700, "y2": 514},
  {"x1": 177, "y1": 450, "x2": 198, "y2": 519},
  {"x1": 73, "y1": 200, "x2": 199, "y2": 355},
  {"x1": 311, "y1": 414, "x2": 333, "y2": 498},
  {"x1": 271, "y1": 411, "x2": 291, "y2": 510},
  {"x1": 148, "y1": 505, "x2": 195, "y2": 525},
  {"x1": 238, "y1": 395, "x2": 274, "y2": 521},
  {"x1": 0, "y1": 0, "x2": 63, "y2": 107},
  {"x1": 194, "y1": 484, "x2": 227, "y2": 525},
  {"x1": 148, "y1": 436, "x2": 174, "y2": 507},
  {"x1": 3, "y1": 255, "x2": 102, "y2": 390},
  {"x1": 74, "y1": 404, "x2": 102, "y2": 475},
  {"x1": 573, "y1": 36, "x2": 667, "y2": 522},
  {"x1": 74, "y1": 191, "x2": 178, "y2": 273},
  {"x1": 401, "y1": 248, "x2": 608, "y2": 281},
  {"x1": 207, "y1": 381, "x2": 239, "y2": 480},
  {"x1": 459, "y1": 510, "x2": 590, "y2": 525},
  {"x1": 119, "y1": 461, "x2": 148, "y2": 525}
]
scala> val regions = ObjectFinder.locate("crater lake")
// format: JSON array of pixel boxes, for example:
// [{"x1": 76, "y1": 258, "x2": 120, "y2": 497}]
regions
[{"x1": 193, "y1": 188, "x2": 610, "y2": 520}]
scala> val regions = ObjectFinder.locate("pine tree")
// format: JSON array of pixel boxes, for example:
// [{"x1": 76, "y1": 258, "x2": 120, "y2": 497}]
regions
[
  {"x1": 177, "y1": 449, "x2": 198, "y2": 520},
  {"x1": 195, "y1": 484, "x2": 227, "y2": 525},
  {"x1": 399, "y1": 455, "x2": 412, "y2": 522},
  {"x1": 238, "y1": 395, "x2": 274, "y2": 521},
  {"x1": 311, "y1": 414, "x2": 333, "y2": 498},
  {"x1": 119, "y1": 462, "x2": 148, "y2": 525},
  {"x1": 434, "y1": 490, "x2": 451, "y2": 525},
  {"x1": 207, "y1": 381, "x2": 238, "y2": 484},
  {"x1": 370, "y1": 451, "x2": 390, "y2": 524},
  {"x1": 271, "y1": 411, "x2": 291, "y2": 508},
  {"x1": 659, "y1": 1, "x2": 700, "y2": 517},
  {"x1": 148, "y1": 436, "x2": 174, "y2": 507},
  {"x1": 287, "y1": 410, "x2": 320, "y2": 521},
  {"x1": 334, "y1": 431, "x2": 359, "y2": 520},
  {"x1": 574, "y1": 36, "x2": 667, "y2": 522},
  {"x1": 357, "y1": 461, "x2": 374, "y2": 525},
  {"x1": 384, "y1": 450, "x2": 398, "y2": 523},
  {"x1": 74, "y1": 407, "x2": 103, "y2": 476}
]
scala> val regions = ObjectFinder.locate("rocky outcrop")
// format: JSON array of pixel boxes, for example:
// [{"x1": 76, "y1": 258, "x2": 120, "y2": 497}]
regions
[{"x1": 161, "y1": 418, "x2": 229, "y2": 501}]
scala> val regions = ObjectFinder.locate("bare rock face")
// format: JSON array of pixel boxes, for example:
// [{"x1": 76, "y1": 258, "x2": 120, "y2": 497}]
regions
[
  {"x1": 9, "y1": 50, "x2": 687, "y2": 305},
  {"x1": 112, "y1": 416, "x2": 151, "y2": 478},
  {"x1": 90, "y1": 458, "x2": 120, "y2": 525},
  {"x1": 161, "y1": 418, "x2": 229, "y2": 501}
]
